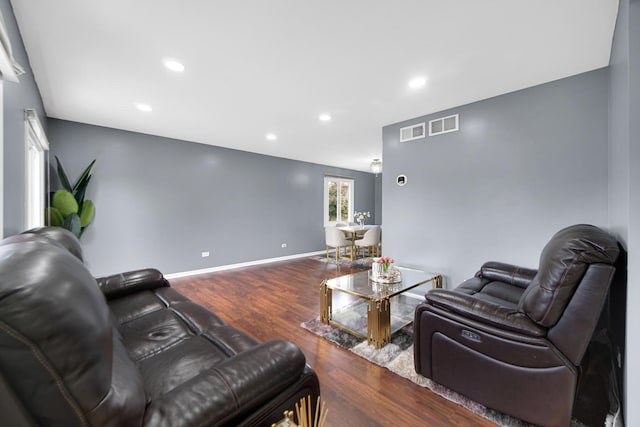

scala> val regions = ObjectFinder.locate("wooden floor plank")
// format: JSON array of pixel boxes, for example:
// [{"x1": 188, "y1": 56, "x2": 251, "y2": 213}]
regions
[{"x1": 170, "y1": 257, "x2": 495, "y2": 427}]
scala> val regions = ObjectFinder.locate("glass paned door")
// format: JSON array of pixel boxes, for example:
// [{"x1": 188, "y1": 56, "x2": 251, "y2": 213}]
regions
[{"x1": 25, "y1": 109, "x2": 49, "y2": 230}]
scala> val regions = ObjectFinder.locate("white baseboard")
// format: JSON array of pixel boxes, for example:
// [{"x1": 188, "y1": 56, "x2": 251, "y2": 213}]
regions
[{"x1": 165, "y1": 250, "x2": 326, "y2": 279}]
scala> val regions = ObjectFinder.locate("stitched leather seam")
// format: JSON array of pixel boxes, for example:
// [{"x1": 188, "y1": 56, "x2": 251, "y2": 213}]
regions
[
  {"x1": 200, "y1": 332, "x2": 238, "y2": 358},
  {"x1": 156, "y1": 292, "x2": 238, "y2": 357},
  {"x1": 164, "y1": 303, "x2": 237, "y2": 357},
  {"x1": 211, "y1": 368, "x2": 240, "y2": 409},
  {"x1": 114, "y1": 289, "x2": 168, "y2": 326},
  {"x1": 0, "y1": 320, "x2": 89, "y2": 426},
  {"x1": 153, "y1": 290, "x2": 172, "y2": 308},
  {"x1": 540, "y1": 257, "x2": 579, "y2": 324},
  {"x1": 167, "y1": 306, "x2": 201, "y2": 335},
  {"x1": 134, "y1": 335, "x2": 190, "y2": 362},
  {"x1": 116, "y1": 303, "x2": 164, "y2": 325}
]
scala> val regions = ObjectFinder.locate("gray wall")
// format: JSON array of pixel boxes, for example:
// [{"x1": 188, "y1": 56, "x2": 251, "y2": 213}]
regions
[
  {"x1": 382, "y1": 68, "x2": 609, "y2": 288},
  {"x1": 1, "y1": 0, "x2": 47, "y2": 237},
  {"x1": 374, "y1": 173, "x2": 382, "y2": 223},
  {"x1": 609, "y1": 0, "x2": 640, "y2": 424},
  {"x1": 629, "y1": 1, "x2": 640, "y2": 423},
  {"x1": 47, "y1": 119, "x2": 377, "y2": 276}
]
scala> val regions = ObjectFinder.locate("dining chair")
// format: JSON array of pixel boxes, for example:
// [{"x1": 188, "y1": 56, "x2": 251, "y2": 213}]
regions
[
  {"x1": 325, "y1": 226, "x2": 354, "y2": 262},
  {"x1": 354, "y1": 225, "x2": 381, "y2": 258}
]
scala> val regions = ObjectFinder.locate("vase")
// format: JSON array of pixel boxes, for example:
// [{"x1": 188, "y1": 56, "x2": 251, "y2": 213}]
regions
[
  {"x1": 358, "y1": 220, "x2": 364, "y2": 228},
  {"x1": 371, "y1": 261, "x2": 381, "y2": 277},
  {"x1": 370, "y1": 262, "x2": 401, "y2": 283}
]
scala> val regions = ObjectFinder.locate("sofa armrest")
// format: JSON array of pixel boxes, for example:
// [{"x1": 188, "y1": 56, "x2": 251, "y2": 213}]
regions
[
  {"x1": 425, "y1": 289, "x2": 545, "y2": 337},
  {"x1": 142, "y1": 340, "x2": 306, "y2": 427},
  {"x1": 96, "y1": 268, "x2": 169, "y2": 299},
  {"x1": 477, "y1": 261, "x2": 537, "y2": 289}
]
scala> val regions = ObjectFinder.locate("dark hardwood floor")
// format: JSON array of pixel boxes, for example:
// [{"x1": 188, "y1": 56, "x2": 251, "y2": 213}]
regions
[{"x1": 170, "y1": 257, "x2": 495, "y2": 427}]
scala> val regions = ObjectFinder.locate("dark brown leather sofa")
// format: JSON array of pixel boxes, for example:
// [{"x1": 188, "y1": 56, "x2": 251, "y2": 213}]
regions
[
  {"x1": 413, "y1": 224, "x2": 620, "y2": 427},
  {"x1": 0, "y1": 227, "x2": 319, "y2": 427}
]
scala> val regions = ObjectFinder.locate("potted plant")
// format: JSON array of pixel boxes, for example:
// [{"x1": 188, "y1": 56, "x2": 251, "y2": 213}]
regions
[{"x1": 44, "y1": 156, "x2": 96, "y2": 238}]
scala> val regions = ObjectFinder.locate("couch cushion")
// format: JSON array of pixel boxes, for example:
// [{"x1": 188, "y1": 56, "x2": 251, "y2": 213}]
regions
[
  {"x1": 108, "y1": 289, "x2": 169, "y2": 325},
  {"x1": 109, "y1": 287, "x2": 261, "y2": 400},
  {"x1": 518, "y1": 224, "x2": 619, "y2": 327},
  {"x1": 139, "y1": 335, "x2": 230, "y2": 400},
  {"x1": 457, "y1": 277, "x2": 525, "y2": 308}
]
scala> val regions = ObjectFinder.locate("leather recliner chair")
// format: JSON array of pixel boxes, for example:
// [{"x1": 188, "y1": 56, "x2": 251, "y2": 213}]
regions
[
  {"x1": 0, "y1": 227, "x2": 319, "y2": 426},
  {"x1": 413, "y1": 224, "x2": 620, "y2": 427}
]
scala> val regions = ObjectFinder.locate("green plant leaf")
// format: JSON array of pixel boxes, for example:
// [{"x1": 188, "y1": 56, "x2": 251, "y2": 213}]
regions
[
  {"x1": 55, "y1": 156, "x2": 73, "y2": 192},
  {"x1": 52, "y1": 157, "x2": 96, "y2": 238},
  {"x1": 44, "y1": 207, "x2": 64, "y2": 227},
  {"x1": 79, "y1": 200, "x2": 95, "y2": 227},
  {"x1": 63, "y1": 213, "x2": 81, "y2": 237},
  {"x1": 74, "y1": 174, "x2": 91, "y2": 207},
  {"x1": 72, "y1": 159, "x2": 96, "y2": 194},
  {"x1": 52, "y1": 189, "x2": 78, "y2": 216}
]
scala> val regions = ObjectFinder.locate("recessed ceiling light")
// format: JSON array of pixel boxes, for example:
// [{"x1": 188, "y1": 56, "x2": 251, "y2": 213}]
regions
[
  {"x1": 265, "y1": 133, "x2": 277, "y2": 141},
  {"x1": 408, "y1": 77, "x2": 427, "y2": 89},
  {"x1": 163, "y1": 58, "x2": 185, "y2": 72},
  {"x1": 135, "y1": 103, "x2": 152, "y2": 112},
  {"x1": 319, "y1": 113, "x2": 331, "y2": 122}
]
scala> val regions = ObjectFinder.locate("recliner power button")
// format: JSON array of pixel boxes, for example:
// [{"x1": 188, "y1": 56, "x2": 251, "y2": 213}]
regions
[{"x1": 461, "y1": 329, "x2": 481, "y2": 343}]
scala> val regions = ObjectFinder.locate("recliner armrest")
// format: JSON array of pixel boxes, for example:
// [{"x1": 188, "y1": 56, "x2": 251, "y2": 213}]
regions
[
  {"x1": 142, "y1": 340, "x2": 306, "y2": 427},
  {"x1": 96, "y1": 268, "x2": 169, "y2": 299},
  {"x1": 425, "y1": 289, "x2": 545, "y2": 337},
  {"x1": 477, "y1": 261, "x2": 537, "y2": 289}
]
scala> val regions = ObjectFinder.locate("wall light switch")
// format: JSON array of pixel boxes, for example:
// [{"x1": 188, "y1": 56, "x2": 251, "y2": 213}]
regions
[{"x1": 201, "y1": 251, "x2": 210, "y2": 257}]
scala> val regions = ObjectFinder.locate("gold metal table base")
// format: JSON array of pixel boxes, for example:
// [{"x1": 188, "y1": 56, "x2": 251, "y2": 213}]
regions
[
  {"x1": 319, "y1": 281, "x2": 332, "y2": 324},
  {"x1": 320, "y1": 273, "x2": 442, "y2": 349},
  {"x1": 367, "y1": 298, "x2": 390, "y2": 348}
]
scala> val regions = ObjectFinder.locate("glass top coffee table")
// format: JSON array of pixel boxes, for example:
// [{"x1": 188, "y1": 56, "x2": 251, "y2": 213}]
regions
[{"x1": 320, "y1": 267, "x2": 442, "y2": 349}]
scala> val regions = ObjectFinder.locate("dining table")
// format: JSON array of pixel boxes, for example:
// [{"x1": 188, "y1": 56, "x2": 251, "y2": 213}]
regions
[{"x1": 336, "y1": 224, "x2": 380, "y2": 260}]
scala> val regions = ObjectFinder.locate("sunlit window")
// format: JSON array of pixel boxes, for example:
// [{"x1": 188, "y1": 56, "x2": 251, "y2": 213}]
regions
[{"x1": 324, "y1": 176, "x2": 354, "y2": 225}]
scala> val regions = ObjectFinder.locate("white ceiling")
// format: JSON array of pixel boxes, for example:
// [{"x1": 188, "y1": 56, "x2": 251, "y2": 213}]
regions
[{"x1": 11, "y1": 0, "x2": 619, "y2": 172}]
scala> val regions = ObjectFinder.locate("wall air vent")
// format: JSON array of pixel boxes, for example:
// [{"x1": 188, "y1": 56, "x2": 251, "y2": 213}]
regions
[
  {"x1": 429, "y1": 114, "x2": 459, "y2": 136},
  {"x1": 399, "y1": 123, "x2": 426, "y2": 142}
]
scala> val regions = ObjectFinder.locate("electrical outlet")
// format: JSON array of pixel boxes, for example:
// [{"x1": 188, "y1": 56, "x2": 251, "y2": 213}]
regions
[
  {"x1": 201, "y1": 251, "x2": 210, "y2": 258},
  {"x1": 281, "y1": 243, "x2": 287, "y2": 248}
]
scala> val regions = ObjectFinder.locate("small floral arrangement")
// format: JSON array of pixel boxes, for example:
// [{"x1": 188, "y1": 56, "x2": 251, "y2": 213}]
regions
[
  {"x1": 379, "y1": 256, "x2": 394, "y2": 273},
  {"x1": 354, "y1": 211, "x2": 371, "y2": 223},
  {"x1": 371, "y1": 256, "x2": 401, "y2": 283}
]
